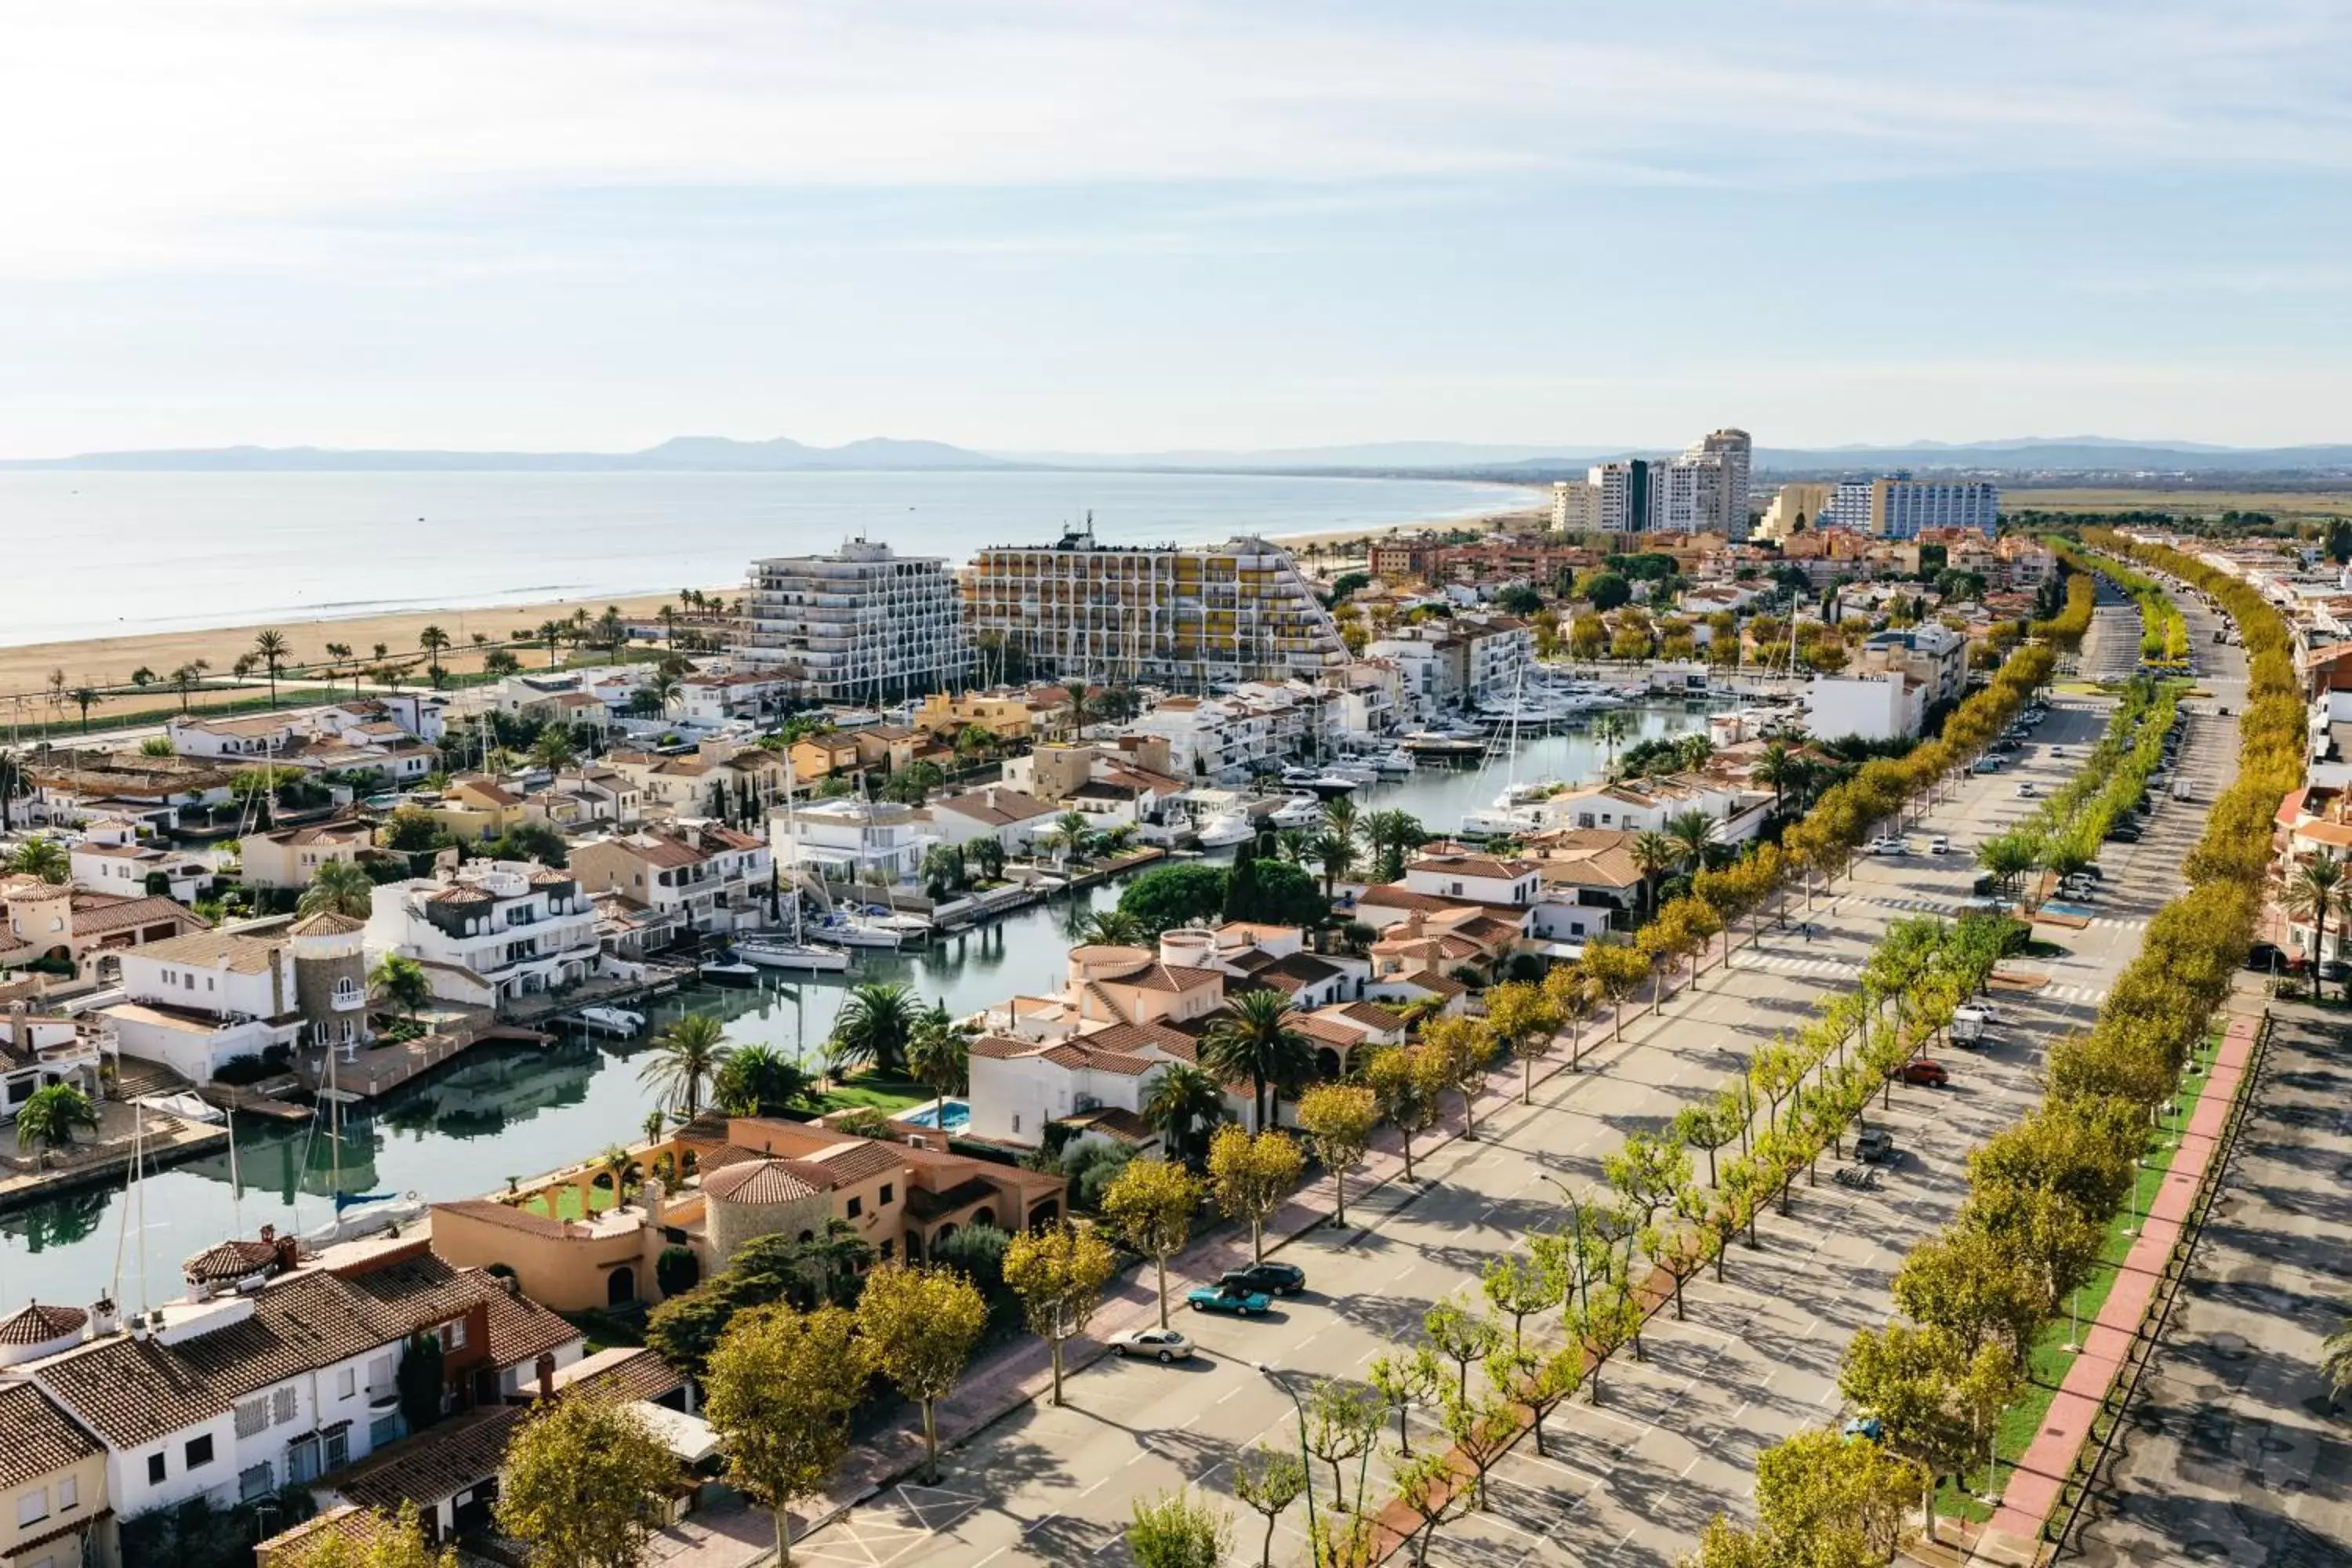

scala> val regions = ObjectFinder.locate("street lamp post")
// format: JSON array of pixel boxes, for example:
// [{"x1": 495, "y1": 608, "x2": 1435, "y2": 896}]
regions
[{"x1": 1254, "y1": 1362, "x2": 1318, "y2": 1546}]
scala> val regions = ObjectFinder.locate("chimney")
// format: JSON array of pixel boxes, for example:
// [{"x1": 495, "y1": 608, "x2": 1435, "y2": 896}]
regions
[
  {"x1": 89, "y1": 1296, "x2": 119, "y2": 1338},
  {"x1": 535, "y1": 1352, "x2": 557, "y2": 1402},
  {"x1": 639, "y1": 1176, "x2": 666, "y2": 1228}
]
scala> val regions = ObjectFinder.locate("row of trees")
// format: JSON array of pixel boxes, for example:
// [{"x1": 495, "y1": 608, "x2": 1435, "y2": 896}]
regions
[
  {"x1": 1688, "y1": 535, "x2": 2300, "y2": 1565},
  {"x1": 1975, "y1": 677, "x2": 2176, "y2": 904}
]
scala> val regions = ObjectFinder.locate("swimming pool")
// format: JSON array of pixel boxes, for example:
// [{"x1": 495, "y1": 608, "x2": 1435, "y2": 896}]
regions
[{"x1": 901, "y1": 1099, "x2": 971, "y2": 1131}]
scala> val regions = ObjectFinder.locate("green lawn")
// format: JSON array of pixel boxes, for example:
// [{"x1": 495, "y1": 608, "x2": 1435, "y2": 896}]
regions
[
  {"x1": 1936, "y1": 1028, "x2": 2225, "y2": 1520},
  {"x1": 815, "y1": 1073, "x2": 929, "y2": 1115},
  {"x1": 523, "y1": 1184, "x2": 622, "y2": 1221}
]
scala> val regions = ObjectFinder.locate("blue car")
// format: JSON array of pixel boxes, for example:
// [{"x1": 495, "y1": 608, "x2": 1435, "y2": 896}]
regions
[
  {"x1": 1186, "y1": 1283, "x2": 1273, "y2": 1317},
  {"x1": 1842, "y1": 1415, "x2": 1883, "y2": 1443}
]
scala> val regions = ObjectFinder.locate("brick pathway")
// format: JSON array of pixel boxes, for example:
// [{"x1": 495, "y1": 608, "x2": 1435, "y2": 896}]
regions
[{"x1": 1977, "y1": 1013, "x2": 2258, "y2": 1557}]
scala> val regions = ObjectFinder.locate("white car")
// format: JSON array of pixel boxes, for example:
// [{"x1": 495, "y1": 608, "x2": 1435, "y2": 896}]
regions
[
  {"x1": 2050, "y1": 746, "x2": 2068, "y2": 760},
  {"x1": 1928, "y1": 836, "x2": 1951, "y2": 855},
  {"x1": 2015, "y1": 782, "x2": 2038, "y2": 797},
  {"x1": 1866, "y1": 837, "x2": 1904, "y2": 855},
  {"x1": 1108, "y1": 1327, "x2": 1196, "y2": 1363}
]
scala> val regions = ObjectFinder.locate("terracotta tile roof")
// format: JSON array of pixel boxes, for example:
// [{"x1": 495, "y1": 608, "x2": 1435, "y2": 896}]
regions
[
  {"x1": 338, "y1": 1401, "x2": 531, "y2": 1513},
  {"x1": 183, "y1": 1237, "x2": 283, "y2": 1283},
  {"x1": 1457, "y1": 916, "x2": 1525, "y2": 947},
  {"x1": 1410, "y1": 853, "x2": 1536, "y2": 880},
  {"x1": 703, "y1": 1158, "x2": 833, "y2": 1203},
  {"x1": 1334, "y1": 1001, "x2": 1406, "y2": 1033},
  {"x1": 694, "y1": 1142, "x2": 771, "y2": 1171},
  {"x1": 1355, "y1": 885, "x2": 1475, "y2": 914},
  {"x1": 127, "y1": 928, "x2": 279, "y2": 974},
  {"x1": 1297, "y1": 1013, "x2": 1368, "y2": 1047},
  {"x1": 967, "y1": 1034, "x2": 1040, "y2": 1061},
  {"x1": 258, "y1": 1504, "x2": 395, "y2": 1565},
  {"x1": 1262, "y1": 953, "x2": 1343, "y2": 986},
  {"x1": 1076, "y1": 1020, "x2": 1199, "y2": 1061},
  {"x1": 432, "y1": 1198, "x2": 590, "y2": 1240},
  {"x1": 1388, "y1": 972, "x2": 1466, "y2": 999},
  {"x1": 808, "y1": 1140, "x2": 909, "y2": 1183},
  {"x1": 934, "y1": 788, "x2": 1056, "y2": 826},
  {"x1": 336, "y1": 1250, "x2": 494, "y2": 1332},
  {"x1": 287, "y1": 910, "x2": 365, "y2": 937},
  {"x1": 0, "y1": 1381, "x2": 103, "y2": 1490},
  {"x1": 554, "y1": 1345, "x2": 684, "y2": 1403},
  {"x1": 31, "y1": 1272, "x2": 408, "y2": 1450},
  {"x1": 478, "y1": 1281, "x2": 582, "y2": 1370},
  {"x1": 1098, "y1": 959, "x2": 1224, "y2": 993},
  {"x1": 1055, "y1": 1107, "x2": 1157, "y2": 1146},
  {"x1": 0, "y1": 1302, "x2": 88, "y2": 1346},
  {"x1": 72, "y1": 895, "x2": 207, "y2": 939}
]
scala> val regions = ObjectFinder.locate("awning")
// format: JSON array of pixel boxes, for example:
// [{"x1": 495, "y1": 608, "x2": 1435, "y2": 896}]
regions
[
  {"x1": 1530, "y1": 939, "x2": 1586, "y2": 960},
  {"x1": 632, "y1": 1401, "x2": 721, "y2": 1465}
]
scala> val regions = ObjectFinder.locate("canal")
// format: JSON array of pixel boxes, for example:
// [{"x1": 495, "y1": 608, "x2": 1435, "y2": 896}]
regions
[{"x1": 0, "y1": 706, "x2": 1708, "y2": 1315}]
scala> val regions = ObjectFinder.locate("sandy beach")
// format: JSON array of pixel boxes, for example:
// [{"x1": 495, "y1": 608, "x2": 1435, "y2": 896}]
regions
[
  {"x1": 0, "y1": 590, "x2": 711, "y2": 733},
  {"x1": 1, "y1": 497, "x2": 1545, "y2": 738}
]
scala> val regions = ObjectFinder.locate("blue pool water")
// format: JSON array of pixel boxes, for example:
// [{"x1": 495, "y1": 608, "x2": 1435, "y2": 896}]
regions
[{"x1": 901, "y1": 1100, "x2": 971, "y2": 1131}]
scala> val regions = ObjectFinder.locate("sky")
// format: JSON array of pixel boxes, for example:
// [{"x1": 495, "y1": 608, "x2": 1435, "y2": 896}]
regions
[{"x1": 5, "y1": 0, "x2": 2350, "y2": 457}]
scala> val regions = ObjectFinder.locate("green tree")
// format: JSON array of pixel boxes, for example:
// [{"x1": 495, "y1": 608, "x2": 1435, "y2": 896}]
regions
[
  {"x1": 702, "y1": 1303, "x2": 872, "y2": 1566},
  {"x1": 2286, "y1": 855, "x2": 2345, "y2": 996},
  {"x1": 1364, "y1": 1044, "x2": 1446, "y2": 1181},
  {"x1": 1294, "y1": 1083, "x2": 1376, "y2": 1225},
  {"x1": 830, "y1": 981, "x2": 922, "y2": 1076},
  {"x1": 13, "y1": 1083, "x2": 100, "y2": 1165},
  {"x1": 1118, "y1": 863, "x2": 1229, "y2": 933},
  {"x1": 1103, "y1": 1157, "x2": 1204, "y2": 1328},
  {"x1": 854, "y1": 1264, "x2": 987, "y2": 1484},
  {"x1": 1125, "y1": 1488, "x2": 1230, "y2": 1568},
  {"x1": 1302, "y1": 1378, "x2": 1385, "y2": 1512},
  {"x1": 640, "y1": 1012, "x2": 731, "y2": 1120},
  {"x1": 1232, "y1": 1445, "x2": 1306, "y2": 1568},
  {"x1": 1584, "y1": 572, "x2": 1632, "y2": 611},
  {"x1": 251, "y1": 629, "x2": 290, "y2": 705},
  {"x1": 1003, "y1": 1221, "x2": 1120, "y2": 1406},
  {"x1": 1142, "y1": 1062, "x2": 1229, "y2": 1166},
  {"x1": 368, "y1": 953, "x2": 430, "y2": 1024},
  {"x1": 1080, "y1": 907, "x2": 1149, "y2": 946},
  {"x1": 711, "y1": 1044, "x2": 812, "y2": 1116},
  {"x1": 905, "y1": 1008, "x2": 971, "y2": 1104},
  {"x1": 416, "y1": 625, "x2": 452, "y2": 687},
  {"x1": 1480, "y1": 1251, "x2": 1563, "y2": 1350},
  {"x1": 1205, "y1": 1124, "x2": 1304, "y2": 1263},
  {"x1": 1421, "y1": 1296, "x2": 1502, "y2": 1403},
  {"x1": 278, "y1": 1502, "x2": 457, "y2": 1568},
  {"x1": 1362, "y1": 808, "x2": 1431, "y2": 882},
  {"x1": 1202, "y1": 989, "x2": 1314, "y2": 1131},
  {"x1": 494, "y1": 1396, "x2": 678, "y2": 1568},
  {"x1": 8, "y1": 834, "x2": 69, "y2": 884},
  {"x1": 299, "y1": 858, "x2": 376, "y2": 920}
]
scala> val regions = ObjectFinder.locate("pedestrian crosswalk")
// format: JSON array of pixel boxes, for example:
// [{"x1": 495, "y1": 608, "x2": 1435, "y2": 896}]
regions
[{"x1": 1742, "y1": 949, "x2": 2110, "y2": 1007}]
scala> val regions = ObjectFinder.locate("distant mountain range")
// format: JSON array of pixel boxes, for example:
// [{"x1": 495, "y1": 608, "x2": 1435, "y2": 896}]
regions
[{"x1": 5, "y1": 434, "x2": 2350, "y2": 477}]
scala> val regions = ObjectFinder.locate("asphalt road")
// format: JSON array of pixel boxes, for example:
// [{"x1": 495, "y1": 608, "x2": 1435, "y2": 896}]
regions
[{"x1": 797, "y1": 597, "x2": 2245, "y2": 1568}]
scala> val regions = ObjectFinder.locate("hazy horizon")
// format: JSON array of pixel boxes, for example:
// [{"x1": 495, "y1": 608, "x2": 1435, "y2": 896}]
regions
[{"x1": 7, "y1": 2, "x2": 2350, "y2": 456}]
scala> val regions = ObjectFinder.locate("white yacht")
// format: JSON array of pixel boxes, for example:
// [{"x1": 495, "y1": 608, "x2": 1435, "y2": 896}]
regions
[
  {"x1": 1196, "y1": 812, "x2": 1258, "y2": 848},
  {"x1": 814, "y1": 912, "x2": 907, "y2": 949},
  {"x1": 578, "y1": 1005, "x2": 646, "y2": 1036},
  {"x1": 1267, "y1": 793, "x2": 1326, "y2": 829},
  {"x1": 734, "y1": 935, "x2": 851, "y2": 973}
]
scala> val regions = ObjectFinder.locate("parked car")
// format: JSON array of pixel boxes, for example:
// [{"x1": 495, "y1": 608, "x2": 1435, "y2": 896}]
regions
[
  {"x1": 1187, "y1": 1283, "x2": 1274, "y2": 1316},
  {"x1": 1927, "y1": 835, "x2": 1951, "y2": 855},
  {"x1": 2107, "y1": 825, "x2": 2142, "y2": 843},
  {"x1": 1974, "y1": 757, "x2": 2002, "y2": 774},
  {"x1": 2049, "y1": 746, "x2": 2068, "y2": 760},
  {"x1": 1108, "y1": 1327, "x2": 1196, "y2": 1363},
  {"x1": 1895, "y1": 1058, "x2": 1950, "y2": 1087},
  {"x1": 2015, "y1": 782, "x2": 2038, "y2": 797},
  {"x1": 1855, "y1": 1128, "x2": 1898, "y2": 1163},
  {"x1": 2244, "y1": 941, "x2": 2286, "y2": 971},
  {"x1": 1842, "y1": 1414, "x2": 1885, "y2": 1443},
  {"x1": 1866, "y1": 837, "x2": 1905, "y2": 855},
  {"x1": 1951, "y1": 1007, "x2": 1990, "y2": 1044},
  {"x1": 1219, "y1": 1262, "x2": 1306, "y2": 1297}
]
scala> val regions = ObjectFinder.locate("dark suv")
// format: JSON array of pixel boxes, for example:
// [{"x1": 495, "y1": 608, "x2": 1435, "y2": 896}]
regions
[{"x1": 1219, "y1": 1261, "x2": 1307, "y2": 1297}]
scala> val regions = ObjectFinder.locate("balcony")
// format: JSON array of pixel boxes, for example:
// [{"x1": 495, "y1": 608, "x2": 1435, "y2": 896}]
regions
[{"x1": 330, "y1": 988, "x2": 367, "y2": 1012}]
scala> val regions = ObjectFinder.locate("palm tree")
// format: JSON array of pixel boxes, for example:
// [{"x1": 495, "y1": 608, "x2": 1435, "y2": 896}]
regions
[
  {"x1": 536, "y1": 619, "x2": 566, "y2": 668},
  {"x1": 1751, "y1": 741, "x2": 1801, "y2": 815},
  {"x1": 252, "y1": 630, "x2": 289, "y2": 705},
  {"x1": 712, "y1": 1043, "x2": 814, "y2": 1116},
  {"x1": 0, "y1": 750, "x2": 23, "y2": 833},
  {"x1": 1063, "y1": 680, "x2": 1091, "y2": 740},
  {"x1": 1363, "y1": 808, "x2": 1430, "y2": 882},
  {"x1": 9, "y1": 835, "x2": 69, "y2": 884},
  {"x1": 1274, "y1": 826, "x2": 1314, "y2": 865},
  {"x1": 368, "y1": 953, "x2": 430, "y2": 1024},
  {"x1": 1664, "y1": 809, "x2": 1722, "y2": 874},
  {"x1": 1201, "y1": 989, "x2": 1315, "y2": 1131},
  {"x1": 595, "y1": 1145, "x2": 641, "y2": 1209},
  {"x1": 529, "y1": 728, "x2": 579, "y2": 780},
  {"x1": 417, "y1": 626, "x2": 452, "y2": 688},
  {"x1": 641, "y1": 1012, "x2": 733, "y2": 1120},
  {"x1": 1593, "y1": 710, "x2": 1635, "y2": 773},
  {"x1": 1629, "y1": 829, "x2": 1681, "y2": 914},
  {"x1": 1672, "y1": 732, "x2": 1714, "y2": 772},
  {"x1": 1080, "y1": 909, "x2": 1148, "y2": 947},
  {"x1": 68, "y1": 687, "x2": 96, "y2": 733},
  {"x1": 299, "y1": 858, "x2": 375, "y2": 919},
  {"x1": 906, "y1": 1008, "x2": 971, "y2": 1104},
  {"x1": 1142, "y1": 1062, "x2": 1229, "y2": 1165},
  {"x1": 1320, "y1": 793, "x2": 1361, "y2": 848},
  {"x1": 831, "y1": 982, "x2": 922, "y2": 1077},
  {"x1": 645, "y1": 670, "x2": 684, "y2": 717},
  {"x1": 1312, "y1": 829, "x2": 1358, "y2": 898},
  {"x1": 13, "y1": 1083, "x2": 100, "y2": 1166},
  {"x1": 2287, "y1": 856, "x2": 2346, "y2": 993},
  {"x1": 169, "y1": 662, "x2": 202, "y2": 713}
]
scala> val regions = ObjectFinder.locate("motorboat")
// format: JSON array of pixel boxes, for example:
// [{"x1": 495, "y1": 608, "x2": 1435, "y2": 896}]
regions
[
  {"x1": 303, "y1": 1191, "x2": 426, "y2": 1250},
  {"x1": 1316, "y1": 759, "x2": 1381, "y2": 786},
  {"x1": 814, "y1": 912, "x2": 906, "y2": 949},
  {"x1": 578, "y1": 1005, "x2": 646, "y2": 1036},
  {"x1": 1277, "y1": 766, "x2": 1359, "y2": 797},
  {"x1": 1196, "y1": 812, "x2": 1258, "y2": 848},
  {"x1": 699, "y1": 954, "x2": 760, "y2": 988},
  {"x1": 1497, "y1": 778, "x2": 1565, "y2": 806},
  {"x1": 1368, "y1": 746, "x2": 1415, "y2": 776},
  {"x1": 1267, "y1": 793, "x2": 1326, "y2": 829},
  {"x1": 733, "y1": 935, "x2": 852, "y2": 973}
]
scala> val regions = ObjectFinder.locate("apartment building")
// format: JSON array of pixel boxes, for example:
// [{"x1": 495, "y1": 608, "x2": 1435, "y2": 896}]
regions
[
  {"x1": 734, "y1": 539, "x2": 971, "y2": 702},
  {"x1": 365, "y1": 862, "x2": 599, "y2": 1011},
  {"x1": 768, "y1": 798, "x2": 927, "y2": 887},
  {"x1": 1551, "y1": 479, "x2": 1599, "y2": 532},
  {"x1": 1820, "y1": 475, "x2": 2002, "y2": 540},
  {"x1": 964, "y1": 527, "x2": 1348, "y2": 689},
  {"x1": 1588, "y1": 460, "x2": 1654, "y2": 534},
  {"x1": 1806, "y1": 673, "x2": 1926, "y2": 741},
  {"x1": 568, "y1": 822, "x2": 771, "y2": 938},
  {"x1": 1859, "y1": 622, "x2": 1967, "y2": 707}
]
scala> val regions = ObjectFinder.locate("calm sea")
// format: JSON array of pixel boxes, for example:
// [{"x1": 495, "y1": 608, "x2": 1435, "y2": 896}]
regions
[{"x1": 0, "y1": 470, "x2": 1529, "y2": 647}]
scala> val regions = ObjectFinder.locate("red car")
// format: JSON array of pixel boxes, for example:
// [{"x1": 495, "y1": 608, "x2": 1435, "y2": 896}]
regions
[{"x1": 1894, "y1": 1058, "x2": 1949, "y2": 1087}]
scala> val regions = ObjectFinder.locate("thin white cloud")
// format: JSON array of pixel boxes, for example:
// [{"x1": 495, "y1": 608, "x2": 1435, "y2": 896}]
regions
[{"x1": 5, "y1": 0, "x2": 2348, "y2": 276}]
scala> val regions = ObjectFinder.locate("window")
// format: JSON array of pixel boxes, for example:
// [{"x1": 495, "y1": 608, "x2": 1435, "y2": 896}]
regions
[
  {"x1": 238, "y1": 1462, "x2": 274, "y2": 1503},
  {"x1": 845, "y1": 1196, "x2": 863, "y2": 1219},
  {"x1": 368, "y1": 1354, "x2": 394, "y2": 1390},
  {"x1": 274, "y1": 1386, "x2": 299, "y2": 1424},
  {"x1": 147, "y1": 1453, "x2": 166, "y2": 1485},
  {"x1": 1011, "y1": 1114, "x2": 1022, "y2": 1134},
  {"x1": 56, "y1": 1475, "x2": 76, "y2": 1512},
  {"x1": 878, "y1": 1239, "x2": 895, "y2": 1261},
  {"x1": 337, "y1": 1367, "x2": 357, "y2": 1399},
  {"x1": 325, "y1": 1428, "x2": 349, "y2": 1470},
  {"x1": 185, "y1": 1434, "x2": 214, "y2": 1468},
  {"x1": 440, "y1": 1317, "x2": 467, "y2": 1352},
  {"x1": 17, "y1": 1486, "x2": 49, "y2": 1526},
  {"x1": 285, "y1": 1436, "x2": 321, "y2": 1486},
  {"x1": 369, "y1": 1414, "x2": 401, "y2": 1449},
  {"x1": 234, "y1": 1397, "x2": 271, "y2": 1438},
  {"x1": 879, "y1": 1183, "x2": 894, "y2": 1206}
]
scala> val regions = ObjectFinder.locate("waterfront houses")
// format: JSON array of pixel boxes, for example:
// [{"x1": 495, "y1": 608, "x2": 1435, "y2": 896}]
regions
[
  {"x1": 1, "y1": 877, "x2": 207, "y2": 980},
  {"x1": 2, "y1": 1006, "x2": 108, "y2": 1127},
  {"x1": 568, "y1": 821, "x2": 771, "y2": 940},
  {"x1": 365, "y1": 861, "x2": 599, "y2": 1012},
  {"x1": 66, "y1": 818, "x2": 208, "y2": 905},
  {"x1": 237, "y1": 819, "x2": 377, "y2": 892}
]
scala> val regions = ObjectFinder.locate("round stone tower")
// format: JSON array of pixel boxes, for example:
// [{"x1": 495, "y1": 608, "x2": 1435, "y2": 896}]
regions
[{"x1": 288, "y1": 909, "x2": 372, "y2": 1051}]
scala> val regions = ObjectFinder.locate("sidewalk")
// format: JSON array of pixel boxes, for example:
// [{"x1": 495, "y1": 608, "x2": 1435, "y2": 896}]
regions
[{"x1": 1977, "y1": 1011, "x2": 2259, "y2": 1557}]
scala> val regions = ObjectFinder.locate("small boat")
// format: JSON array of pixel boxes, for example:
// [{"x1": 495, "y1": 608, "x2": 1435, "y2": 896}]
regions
[
  {"x1": 699, "y1": 955, "x2": 760, "y2": 988},
  {"x1": 303, "y1": 1190, "x2": 426, "y2": 1250},
  {"x1": 1196, "y1": 812, "x2": 1257, "y2": 848},
  {"x1": 1369, "y1": 747, "x2": 1415, "y2": 776},
  {"x1": 1318, "y1": 759, "x2": 1381, "y2": 786},
  {"x1": 1277, "y1": 767, "x2": 1359, "y2": 797},
  {"x1": 815, "y1": 913, "x2": 906, "y2": 949},
  {"x1": 1268, "y1": 793, "x2": 1325, "y2": 829},
  {"x1": 1497, "y1": 778, "x2": 1564, "y2": 806},
  {"x1": 733, "y1": 936, "x2": 851, "y2": 973},
  {"x1": 578, "y1": 1005, "x2": 646, "y2": 1036}
]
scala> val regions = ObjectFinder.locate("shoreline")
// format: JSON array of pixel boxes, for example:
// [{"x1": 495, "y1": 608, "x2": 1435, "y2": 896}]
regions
[{"x1": 1, "y1": 498, "x2": 1546, "y2": 724}]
